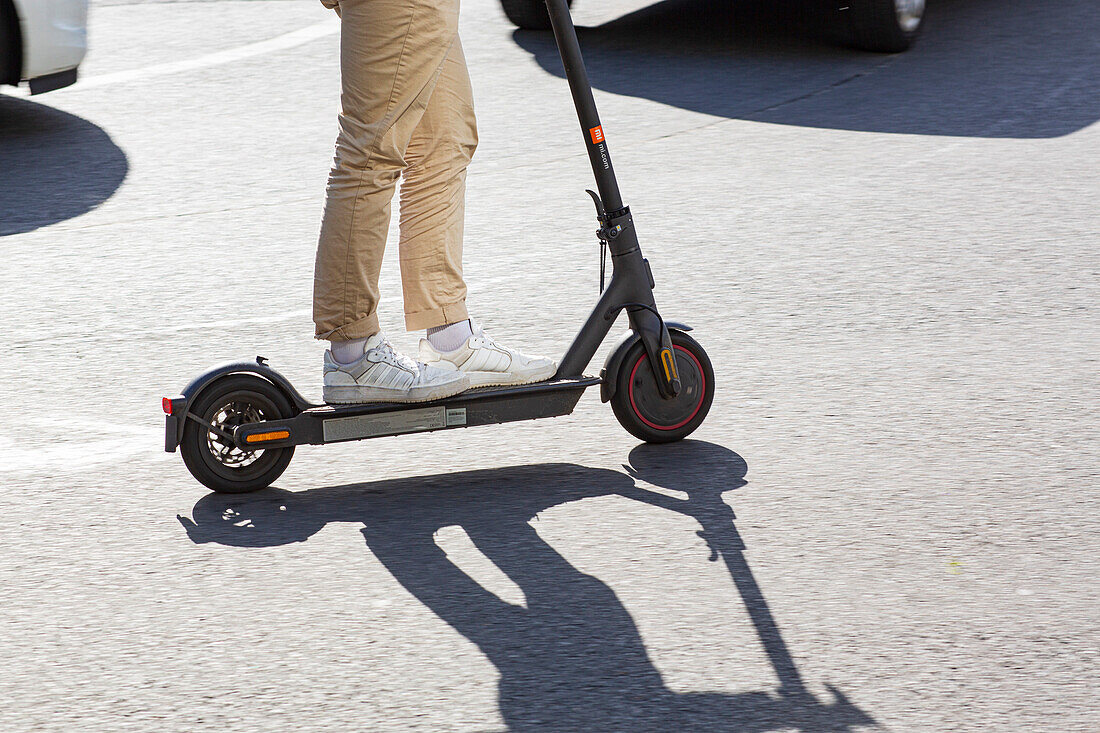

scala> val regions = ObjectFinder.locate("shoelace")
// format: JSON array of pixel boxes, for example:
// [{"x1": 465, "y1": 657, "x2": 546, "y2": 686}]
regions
[
  {"x1": 374, "y1": 334, "x2": 421, "y2": 373},
  {"x1": 471, "y1": 322, "x2": 517, "y2": 356}
]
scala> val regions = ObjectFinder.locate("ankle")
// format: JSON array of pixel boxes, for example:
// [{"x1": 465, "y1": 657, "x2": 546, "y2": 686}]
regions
[
  {"x1": 330, "y1": 334, "x2": 374, "y2": 365},
  {"x1": 426, "y1": 319, "x2": 473, "y2": 353}
]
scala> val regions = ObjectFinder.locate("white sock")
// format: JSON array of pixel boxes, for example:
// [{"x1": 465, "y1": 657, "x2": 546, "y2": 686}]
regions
[
  {"x1": 427, "y1": 319, "x2": 473, "y2": 353},
  {"x1": 330, "y1": 336, "x2": 370, "y2": 365}
]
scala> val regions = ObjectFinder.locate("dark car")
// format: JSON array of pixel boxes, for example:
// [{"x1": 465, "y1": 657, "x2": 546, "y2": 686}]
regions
[{"x1": 501, "y1": 0, "x2": 925, "y2": 53}]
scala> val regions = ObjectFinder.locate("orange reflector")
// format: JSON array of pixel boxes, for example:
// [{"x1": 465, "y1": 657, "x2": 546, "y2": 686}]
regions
[
  {"x1": 245, "y1": 430, "x2": 290, "y2": 444},
  {"x1": 162, "y1": 397, "x2": 173, "y2": 415}
]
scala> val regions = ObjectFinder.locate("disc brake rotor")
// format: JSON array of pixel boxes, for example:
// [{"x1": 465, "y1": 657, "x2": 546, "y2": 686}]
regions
[{"x1": 206, "y1": 400, "x2": 266, "y2": 468}]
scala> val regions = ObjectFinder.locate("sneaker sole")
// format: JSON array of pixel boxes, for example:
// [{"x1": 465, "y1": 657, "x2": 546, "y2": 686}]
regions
[
  {"x1": 465, "y1": 363, "x2": 557, "y2": 389},
  {"x1": 323, "y1": 378, "x2": 470, "y2": 405}
]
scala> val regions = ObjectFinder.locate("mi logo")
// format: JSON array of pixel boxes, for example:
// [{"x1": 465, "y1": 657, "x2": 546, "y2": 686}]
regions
[{"x1": 660, "y1": 348, "x2": 679, "y2": 382}]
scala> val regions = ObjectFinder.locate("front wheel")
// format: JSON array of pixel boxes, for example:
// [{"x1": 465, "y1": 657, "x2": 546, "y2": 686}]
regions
[
  {"x1": 180, "y1": 374, "x2": 296, "y2": 493},
  {"x1": 610, "y1": 330, "x2": 715, "y2": 444}
]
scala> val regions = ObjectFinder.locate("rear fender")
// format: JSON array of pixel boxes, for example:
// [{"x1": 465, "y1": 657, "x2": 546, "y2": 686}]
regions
[{"x1": 164, "y1": 358, "x2": 315, "y2": 452}]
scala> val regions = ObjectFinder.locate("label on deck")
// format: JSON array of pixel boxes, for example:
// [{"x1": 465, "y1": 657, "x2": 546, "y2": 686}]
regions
[{"x1": 323, "y1": 406, "x2": 465, "y2": 443}]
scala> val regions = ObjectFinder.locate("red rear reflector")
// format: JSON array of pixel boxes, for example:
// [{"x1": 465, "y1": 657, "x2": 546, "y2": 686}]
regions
[{"x1": 162, "y1": 397, "x2": 173, "y2": 415}]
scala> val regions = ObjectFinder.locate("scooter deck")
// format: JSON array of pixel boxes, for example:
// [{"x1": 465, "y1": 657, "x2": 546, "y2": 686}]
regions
[{"x1": 234, "y1": 375, "x2": 601, "y2": 448}]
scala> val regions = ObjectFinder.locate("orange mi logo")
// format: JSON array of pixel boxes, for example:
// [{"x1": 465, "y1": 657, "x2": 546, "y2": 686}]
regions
[
  {"x1": 589, "y1": 125, "x2": 605, "y2": 144},
  {"x1": 660, "y1": 348, "x2": 679, "y2": 382}
]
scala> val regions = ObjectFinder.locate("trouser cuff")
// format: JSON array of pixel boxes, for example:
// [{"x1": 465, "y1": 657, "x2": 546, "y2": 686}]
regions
[
  {"x1": 404, "y1": 299, "x2": 469, "y2": 331},
  {"x1": 315, "y1": 312, "x2": 381, "y2": 342}
]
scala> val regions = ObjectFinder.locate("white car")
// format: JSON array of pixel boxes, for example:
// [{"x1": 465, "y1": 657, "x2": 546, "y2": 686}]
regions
[{"x1": 1, "y1": 0, "x2": 89, "y2": 94}]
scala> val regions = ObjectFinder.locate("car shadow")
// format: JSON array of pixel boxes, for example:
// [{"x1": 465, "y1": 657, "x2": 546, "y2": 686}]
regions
[
  {"x1": 0, "y1": 95, "x2": 128, "y2": 236},
  {"x1": 514, "y1": 0, "x2": 1100, "y2": 138},
  {"x1": 179, "y1": 440, "x2": 875, "y2": 731}
]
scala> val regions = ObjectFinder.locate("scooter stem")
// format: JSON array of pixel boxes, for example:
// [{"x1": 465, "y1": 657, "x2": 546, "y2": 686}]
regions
[
  {"x1": 544, "y1": 0, "x2": 680, "y2": 399},
  {"x1": 543, "y1": 0, "x2": 624, "y2": 212}
]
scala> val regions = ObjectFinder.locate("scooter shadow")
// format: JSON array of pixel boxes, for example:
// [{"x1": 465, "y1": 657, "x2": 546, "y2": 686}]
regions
[
  {"x1": 179, "y1": 440, "x2": 874, "y2": 731},
  {"x1": 514, "y1": 0, "x2": 1100, "y2": 138}
]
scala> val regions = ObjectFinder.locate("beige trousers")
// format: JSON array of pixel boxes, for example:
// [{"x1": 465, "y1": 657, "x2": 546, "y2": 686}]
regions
[{"x1": 313, "y1": 0, "x2": 477, "y2": 340}]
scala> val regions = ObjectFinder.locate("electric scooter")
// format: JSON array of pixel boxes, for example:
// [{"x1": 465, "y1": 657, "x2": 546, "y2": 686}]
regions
[{"x1": 163, "y1": 0, "x2": 716, "y2": 493}]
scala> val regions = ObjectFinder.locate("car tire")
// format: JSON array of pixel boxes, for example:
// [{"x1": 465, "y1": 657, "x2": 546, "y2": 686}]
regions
[
  {"x1": 847, "y1": 0, "x2": 925, "y2": 53},
  {"x1": 0, "y1": 0, "x2": 21, "y2": 86},
  {"x1": 500, "y1": 0, "x2": 572, "y2": 31}
]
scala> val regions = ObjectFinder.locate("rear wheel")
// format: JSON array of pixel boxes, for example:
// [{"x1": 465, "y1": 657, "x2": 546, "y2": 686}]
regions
[
  {"x1": 500, "y1": 0, "x2": 572, "y2": 31},
  {"x1": 847, "y1": 0, "x2": 925, "y2": 53},
  {"x1": 610, "y1": 330, "x2": 715, "y2": 444},
  {"x1": 180, "y1": 375, "x2": 296, "y2": 493}
]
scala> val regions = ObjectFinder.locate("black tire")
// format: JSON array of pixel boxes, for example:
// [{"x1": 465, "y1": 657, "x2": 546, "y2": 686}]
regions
[
  {"x1": 180, "y1": 375, "x2": 296, "y2": 493},
  {"x1": 0, "y1": 0, "x2": 22, "y2": 86},
  {"x1": 847, "y1": 0, "x2": 924, "y2": 53},
  {"x1": 610, "y1": 330, "x2": 715, "y2": 444},
  {"x1": 500, "y1": 0, "x2": 571, "y2": 31}
]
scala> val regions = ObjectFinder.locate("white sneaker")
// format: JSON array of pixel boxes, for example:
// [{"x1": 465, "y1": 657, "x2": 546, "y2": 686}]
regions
[
  {"x1": 324, "y1": 333, "x2": 470, "y2": 404},
  {"x1": 419, "y1": 322, "x2": 557, "y2": 388}
]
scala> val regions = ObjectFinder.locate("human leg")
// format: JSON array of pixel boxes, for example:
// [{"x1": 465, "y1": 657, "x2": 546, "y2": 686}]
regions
[
  {"x1": 313, "y1": 0, "x2": 462, "y2": 342},
  {"x1": 398, "y1": 37, "x2": 478, "y2": 333},
  {"x1": 314, "y1": 0, "x2": 469, "y2": 402}
]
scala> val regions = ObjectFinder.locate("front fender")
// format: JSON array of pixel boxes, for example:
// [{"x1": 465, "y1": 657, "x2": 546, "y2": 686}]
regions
[
  {"x1": 164, "y1": 358, "x2": 315, "y2": 452},
  {"x1": 600, "y1": 322, "x2": 691, "y2": 402}
]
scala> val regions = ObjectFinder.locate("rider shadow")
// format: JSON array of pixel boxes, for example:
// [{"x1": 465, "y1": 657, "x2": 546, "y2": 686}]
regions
[{"x1": 180, "y1": 441, "x2": 874, "y2": 731}]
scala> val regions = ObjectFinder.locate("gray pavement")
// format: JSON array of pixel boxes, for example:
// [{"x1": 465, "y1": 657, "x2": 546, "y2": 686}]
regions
[{"x1": 1, "y1": 0, "x2": 1098, "y2": 730}]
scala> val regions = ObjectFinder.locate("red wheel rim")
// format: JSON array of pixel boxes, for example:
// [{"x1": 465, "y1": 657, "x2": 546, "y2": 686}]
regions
[{"x1": 627, "y1": 345, "x2": 706, "y2": 431}]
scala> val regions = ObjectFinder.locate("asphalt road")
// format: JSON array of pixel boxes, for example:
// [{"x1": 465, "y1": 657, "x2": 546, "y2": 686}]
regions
[{"x1": 2, "y1": 0, "x2": 1098, "y2": 730}]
